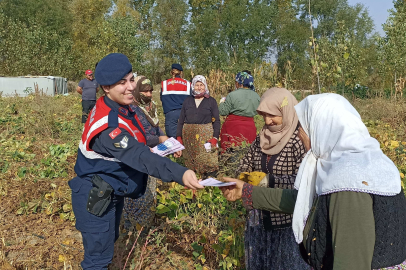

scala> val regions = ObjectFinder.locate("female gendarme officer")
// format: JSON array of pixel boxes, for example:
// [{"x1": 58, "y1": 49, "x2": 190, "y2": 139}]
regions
[{"x1": 69, "y1": 53, "x2": 203, "y2": 269}]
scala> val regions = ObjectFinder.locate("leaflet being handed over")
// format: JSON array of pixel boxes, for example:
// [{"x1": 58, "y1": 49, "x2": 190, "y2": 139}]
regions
[{"x1": 199, "y1": 178, "x2": 236, "y2": 187}]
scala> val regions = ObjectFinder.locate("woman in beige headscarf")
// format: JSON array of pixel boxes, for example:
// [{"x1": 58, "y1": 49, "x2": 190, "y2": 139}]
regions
[{"x1": 236, "y1": 88, "x2": 310, "y2": 269}]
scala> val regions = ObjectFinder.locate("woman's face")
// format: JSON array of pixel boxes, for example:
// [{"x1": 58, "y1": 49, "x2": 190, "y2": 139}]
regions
[
  {"x1": 261, "y1": 112, "x2": 283, "y2": 126},
  {"x1": 140, "y1": 90, "x2": 153, "y2": 98},
  {"x1": 103, "y1": 72, "x2": 135, "y2": 105},
  {"x1": 194, "y1": 81, "x2": 205, "y2": 94}
]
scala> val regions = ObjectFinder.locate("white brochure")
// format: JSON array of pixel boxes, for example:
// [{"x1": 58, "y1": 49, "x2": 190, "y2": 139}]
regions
[
  {"x1": 199, "y1": 178, "x2": 236, "y2": 187},
  {"x1": 152, "y1": 137, "x2": 185, "y2": 157}
]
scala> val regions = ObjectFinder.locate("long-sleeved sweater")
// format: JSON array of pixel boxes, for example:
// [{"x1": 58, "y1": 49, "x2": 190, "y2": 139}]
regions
[
  {"x1": 242, "y1": 183, "x2": 406, "y2": 270},
  {"x1": 218, "y1": 88, "x2": 260, "y2": 117},
  {"x1": 176, "y1": 96, "x2": 220, "y2": 138}
]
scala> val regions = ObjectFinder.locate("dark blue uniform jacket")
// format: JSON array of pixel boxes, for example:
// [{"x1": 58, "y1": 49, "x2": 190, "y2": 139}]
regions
[
  {"x1": 70, "y1": 96, "x2": 187, "y2": 199},
  {"x1": 160, "y1": 75, "x2": 191, "y2": 114}
]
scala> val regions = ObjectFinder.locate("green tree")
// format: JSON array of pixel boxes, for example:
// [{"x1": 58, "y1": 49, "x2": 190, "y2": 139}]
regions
[
  {"x1": 0, "y1": 0, "x2": 75, "y2": 77},
  {"x1": 290, "y1": 0, "x2": 375, "y2": 91},
  {"x1": 149, "y1": 0, "x2": 189, "y2": 82},
  {"x1": 299, "y1": 0, "x2": 373, "y2": 43},
  {"x1": 68, "y1": 0, "x2": 147, "y2": 79},
  {"x1": 273, "y1": 0, "x2": 310, "y2": 89},
  {"x1": 316, "y1": 19, "x2": 377, "y2": 96},
  {"x1": 188, "y1": 0, "x2": 227, "y2": 73},
  {"x1": 0, "y1": 13, "x2": 74, "y2": 77},
  {"x1": 379, "y1": 0, "x2": 406, "y2": 92},
  {"x1": 220, "y1": 0, "x2": 275, "y2": 66},
  {"x1": 0, "y1": 0, "x2": 73, "y2": 36},
  {"x1": 131, "y1": 0, "x2": 156, "y2": 33},
  {"x1": 100, "y1": 15, "x2": 149, "y2": 72},
  {"x1": 68, "y1": 0, "x2": 112, "y2": 78},
  {"x1": 188, "y1": 0, "x2": 275, "y2": 74}
]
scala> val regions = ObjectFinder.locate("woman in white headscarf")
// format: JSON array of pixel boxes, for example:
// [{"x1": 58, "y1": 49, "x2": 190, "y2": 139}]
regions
[
  {"x1": 220, "y1": 93, "x2": 406, "y2": 270},
  {"x1": 176, "y1": 75, "x2": 220, "y2": 178}
]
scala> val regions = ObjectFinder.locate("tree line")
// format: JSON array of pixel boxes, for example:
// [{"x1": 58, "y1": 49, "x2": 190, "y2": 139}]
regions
[{"x1": 0, "y1": 0, "x2": 405, "y2": 95}]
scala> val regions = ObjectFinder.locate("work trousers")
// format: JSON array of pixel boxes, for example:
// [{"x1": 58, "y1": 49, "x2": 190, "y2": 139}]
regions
[
  {"x1": 164, "y1": 109, "x2": 181, "y2": 138},
  {"x1": 69, "y1": 177, "x2": 124, "y2": 270},
  {"x1": 82, "y1": 100, "x2": 96, "y2": 123}
]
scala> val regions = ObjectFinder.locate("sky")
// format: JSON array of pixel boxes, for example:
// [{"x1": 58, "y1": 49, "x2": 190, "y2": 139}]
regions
[{"x1": 347, "y1": 0, "x2": 394, "y2": 36}]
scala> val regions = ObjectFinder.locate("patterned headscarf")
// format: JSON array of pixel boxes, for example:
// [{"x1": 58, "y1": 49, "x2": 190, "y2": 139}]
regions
[
  {"x1": 132, "y1": 76, "x2": 159, "y2": 127},
  {"x1": 235, "y1": 72, "x2": 255, "y2": 91},
  {"x1": 191, "y1": 75, "x2": 210, "y2": 98}
]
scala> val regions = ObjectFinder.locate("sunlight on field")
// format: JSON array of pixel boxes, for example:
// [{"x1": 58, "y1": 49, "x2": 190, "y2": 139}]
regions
[
  {"x1": 0, "y1": 92, "x2": 246, "y2": 269},
  {"x1": 1, "y1": 93, "x2": 405, "y2": 269}
]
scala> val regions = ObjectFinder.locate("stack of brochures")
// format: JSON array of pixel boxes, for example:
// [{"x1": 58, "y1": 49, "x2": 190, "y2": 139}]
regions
[{"x1": 152, "y1": 137, "x2": 185, "y2": 157}]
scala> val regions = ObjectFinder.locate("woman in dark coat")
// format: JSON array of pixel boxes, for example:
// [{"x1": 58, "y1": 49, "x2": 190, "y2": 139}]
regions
[{"x1": 176, "y1": 75, "x2": 220, "y2": 178}]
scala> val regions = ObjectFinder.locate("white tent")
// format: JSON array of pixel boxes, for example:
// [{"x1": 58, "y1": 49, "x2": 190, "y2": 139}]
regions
[{"x1": 0, "y1": 76, "x2": 68, "y2": 97}]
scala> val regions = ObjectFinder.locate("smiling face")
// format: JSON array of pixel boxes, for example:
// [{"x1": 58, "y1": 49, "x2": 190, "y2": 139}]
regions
[
  {"x1": 102, "y1": 72, "x2": 135, "y2": 105},
  {"x1": 260, "y1": 112, "x2": 283, "y2": 126},
  {"x1": 194, "y1": 81, "x2": 205, "y2": 94},
  {"x1": 86, "y1": 73, "x2": 93, "y2": 80}
]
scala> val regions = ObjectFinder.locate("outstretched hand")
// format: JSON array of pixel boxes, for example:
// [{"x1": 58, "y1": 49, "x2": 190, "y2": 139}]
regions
[
  {"x1": 219, "y1": 177, "x2": 245, "y2": 202},
  {"x1": 182, "y1": 170, "x2": 204, "y2": 190}
]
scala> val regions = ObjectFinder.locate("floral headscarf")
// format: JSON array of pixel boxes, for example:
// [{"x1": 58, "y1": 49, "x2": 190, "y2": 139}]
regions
[
  {"x1": 191, "y1": 75, "x2": 210, "y2": 98},
  {"x1": 235, "y1": 72, "x2": 255, "y2": 91}
]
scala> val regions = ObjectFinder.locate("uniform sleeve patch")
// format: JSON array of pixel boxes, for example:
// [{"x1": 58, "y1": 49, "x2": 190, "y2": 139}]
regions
[
  {"x1": 109, "y1": 128, "x2": 122, "y2": 139},
  {"x1": 114, "y1": 136, "x2": 129, "y2": 149}
]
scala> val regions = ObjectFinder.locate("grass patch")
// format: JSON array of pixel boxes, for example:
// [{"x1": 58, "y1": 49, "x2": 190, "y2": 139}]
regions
[{"x1": 1, "y1": 91, "x2": 405, "y2": 269}]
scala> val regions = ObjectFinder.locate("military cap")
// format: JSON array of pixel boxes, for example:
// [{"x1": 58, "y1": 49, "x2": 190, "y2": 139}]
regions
[
  {"x1": 171, "y1": 63, "x2": 183, "y2": 71},
  {"x1": 95, "y1": 53, "x2": 132, "y2": 86}
]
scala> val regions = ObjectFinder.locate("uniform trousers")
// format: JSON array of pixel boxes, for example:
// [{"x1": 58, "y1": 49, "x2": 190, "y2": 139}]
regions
[
  {"x1": 164, "y1": 109, "x2": 181, "y2": 137},
  {"x1": 70, "y1": 177, "x2": 124, "y2": 270}
]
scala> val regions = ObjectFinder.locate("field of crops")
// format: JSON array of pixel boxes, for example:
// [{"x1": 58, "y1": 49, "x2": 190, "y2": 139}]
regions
[{"x1": 1, "y1": 91, "x2": 406, "y2": 269}]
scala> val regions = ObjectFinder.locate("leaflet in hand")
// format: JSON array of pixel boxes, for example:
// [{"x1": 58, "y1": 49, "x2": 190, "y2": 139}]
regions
[
  {"x1": 152, "y1": 137, "x2": 185, "y2": 157},
  {"x1": 200, "y1": 178, "x2": 236, "y2": 187}
]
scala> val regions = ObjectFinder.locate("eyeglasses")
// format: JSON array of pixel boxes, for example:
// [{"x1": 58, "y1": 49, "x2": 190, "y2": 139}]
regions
[{"x1": 87, "y1": 74, "x2": 93, "y2": 76}]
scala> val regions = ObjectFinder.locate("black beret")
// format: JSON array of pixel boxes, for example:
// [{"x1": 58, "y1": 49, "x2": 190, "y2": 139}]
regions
[
  {"x1": 171, "y1": 63, "x2": 183, "y2": 71},
  {"x1": 95, "y1": 53, "x2": 132, "y2": 86}
]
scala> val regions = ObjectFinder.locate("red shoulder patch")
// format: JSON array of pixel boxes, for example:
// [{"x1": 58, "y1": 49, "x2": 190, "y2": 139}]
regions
[{"x1": 109, "y1": 128, "x2": 122, "y2": 139}]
